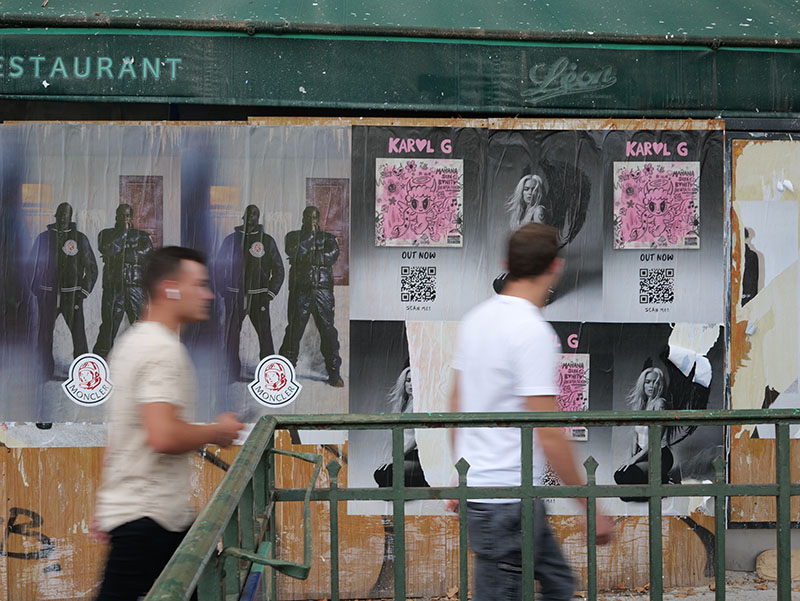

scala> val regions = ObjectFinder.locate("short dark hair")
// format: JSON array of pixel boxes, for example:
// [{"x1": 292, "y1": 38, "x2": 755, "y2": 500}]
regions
[
  {"x1": 142, "y1": 246, "x2": 207, "y2": 299},
  {"x1": 506, "y1": 223, "x2": 561, "y2": 280}
]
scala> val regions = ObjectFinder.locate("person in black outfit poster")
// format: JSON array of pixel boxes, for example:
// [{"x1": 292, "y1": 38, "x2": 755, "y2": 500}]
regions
[
  {"x1": 30, "y1": 202, "x2": 98, "y2": 378},
  {"x1": 215, "y1": 205, "x2": 284, "y2": 382},
  {"x1": 93, "y1": 204, "x2": 154, "y2": 358},
  {"x1": 741, "y1": 227, "x2": 763, "y2": 306},
  {"x1": 279, "y1": 206, "x2": 344, "y2": 387}
]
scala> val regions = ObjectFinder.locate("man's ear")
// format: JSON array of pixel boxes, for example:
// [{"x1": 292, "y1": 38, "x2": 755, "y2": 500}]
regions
[
  {"x1": 157, "y1": 279, "x2": 180, "y2": 301},
  {"x1": 549, "y1": 257, "x2": 565, "y2": 277}
]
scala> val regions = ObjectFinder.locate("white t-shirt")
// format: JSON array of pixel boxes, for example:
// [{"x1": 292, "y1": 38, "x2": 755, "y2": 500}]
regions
[
  {"x1": 95, "y1": 321, "x2": 197, "y2": 532},
  {"x1": 452, "y1": 294, "x2": 560, "y2": 501}
]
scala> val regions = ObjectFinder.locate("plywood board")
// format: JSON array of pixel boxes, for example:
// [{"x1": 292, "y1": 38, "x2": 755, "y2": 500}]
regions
[{"x1": 2, "y1": 439, "x2": 719, "y2": 600}]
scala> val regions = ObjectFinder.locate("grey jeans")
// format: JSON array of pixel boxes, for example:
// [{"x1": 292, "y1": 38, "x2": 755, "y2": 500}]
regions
[{"x1": 466, "y1": 501, "x2": 575, "y2": 601}]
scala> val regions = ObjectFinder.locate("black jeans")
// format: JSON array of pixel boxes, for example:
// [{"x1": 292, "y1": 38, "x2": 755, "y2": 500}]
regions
[
  {"x1": 95, "y1": 517, "x2": 196, "y2": 601},
  {"x1": 467, "y1": 501, "x2": 574, "y2": 601}
]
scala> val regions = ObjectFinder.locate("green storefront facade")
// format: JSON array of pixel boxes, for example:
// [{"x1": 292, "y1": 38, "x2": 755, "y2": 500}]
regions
[
  {"x1": 2, "y1": 1, "x2": 800, "y2": 117},
  {"x1": 2, "y1": 3, "x2": 800, "y2": 599}
]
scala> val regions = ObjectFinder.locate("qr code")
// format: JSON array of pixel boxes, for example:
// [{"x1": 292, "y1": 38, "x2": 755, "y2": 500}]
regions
[
  {"x1": 639, "y1": 268, "x2": 675, "y2": 304},
  {"x1": 400, "y1": 266, "x2": 436, "y2": 303}
]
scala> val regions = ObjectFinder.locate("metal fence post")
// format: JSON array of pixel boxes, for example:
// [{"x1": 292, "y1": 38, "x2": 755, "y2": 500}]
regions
[
  {"x1": 521, "y1": 426, "x2": 535, "y2": 601},
  {"x1": 776, "y1": 423, "x2": 791, "y2": 601},
  {"x1": 712, "y1": 456, "x2": 726, "y2": 601},
  {"x1": 391, "y1": 426, "x2": 406, "y2": 601},
  {"x1": 648, "y1": 424, "x2": 663, "y2": 601},
  {"x1": 584, "y1": 456, "x2": 599, "y2": 600},
  {"x1": 456, "y1": 457, "x2": 470, "y2": 601},
  {"x1": 327, "y1": 459, "x2": 341, "y2": 601}
]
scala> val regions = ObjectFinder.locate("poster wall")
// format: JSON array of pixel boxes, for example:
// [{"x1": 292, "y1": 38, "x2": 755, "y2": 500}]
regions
[
  {"x1": 0, "y1": 120, "x2": 726, "y2": 520},
  {"x1": 347, "y1": 122, "x2": 726, "y2": 517}
]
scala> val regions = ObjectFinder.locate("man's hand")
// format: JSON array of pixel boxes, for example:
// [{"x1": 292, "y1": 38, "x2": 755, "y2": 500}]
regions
[
  {"x1": 576, "y1": 502, "x2": 614, "y2": 545},
  {"x1": 89, "y1": 515, "x2": 110, "y2": 544},
  {"x1": 595, "y1": 511, "x2": 615, "y2": 546},
  {"x1": 213, "y1": 413, "x2": 244, "y2": 447},
  {"x1": 142, "y1": 403, "x2": 244, "y2": 454},
  {"x1": 445, "y1": 499, "x2": 459, "y2": 513}
]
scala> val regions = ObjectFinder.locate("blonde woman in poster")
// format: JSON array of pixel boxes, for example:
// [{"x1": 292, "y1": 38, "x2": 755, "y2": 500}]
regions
[
  {"x1": 507, "y1": 174, "x2": 548, "y2": 229},
  {"x1": 614, "y1": 347, "x2": 713, "y2": 502},
  {"x1": 373, "y1": 366, "x2": 430, "y2": 488},
  {"x1": 613, "y1": 367, "x2": 675, "y2": 500},
  {"x1": 494, "y1": 174, "x2": 548, "y2": 294}
]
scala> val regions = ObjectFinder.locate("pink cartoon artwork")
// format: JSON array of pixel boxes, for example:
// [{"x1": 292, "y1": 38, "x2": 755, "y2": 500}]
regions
[
  {"x1": 557, "y1": 354, "x2": 590, "y2": 441},
  {"x1": 375, "y1": 158, "x2": 463, "y2": 247},
  {"x1": 613, "y1": 162, "x2": 700, "y2": 250}
]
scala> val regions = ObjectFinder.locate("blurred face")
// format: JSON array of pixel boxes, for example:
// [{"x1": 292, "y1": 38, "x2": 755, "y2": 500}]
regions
[
  {"x1": 244, "y1": 205, "x2": 260, "y2": 230},
  {"x1": 55, "y1": 203, "x2": 73, "y2": 229},
  {"x1": 644, "y1": 372, "x2": 660, "y2": 400},
  {"x1": 116, "y1": 204, "x2": 133, "y2": 229},
  {"x1": 170, "y1": 260, "x2": 214, "y2": 323},
  {"x1": 404, "y1": 371, "x2": 412, "y2": 396},
  {"x1": 522, "y1": 178, "x2": 536, "y2": 205},
  {"x1": 303, "y1": 207, "x2": 320, "y2": 231}
]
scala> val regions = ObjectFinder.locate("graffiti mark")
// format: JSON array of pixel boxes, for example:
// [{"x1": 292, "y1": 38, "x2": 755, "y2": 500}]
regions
[
  {"x1": 0, "y1": 507, "x2": 55, "y2": 560},
  {"x1": 197, "y1": 448, "x2": 230, "y2": 472},
  {"x1": 679, "y1": 516, "x2": 715, "y2": 578}
]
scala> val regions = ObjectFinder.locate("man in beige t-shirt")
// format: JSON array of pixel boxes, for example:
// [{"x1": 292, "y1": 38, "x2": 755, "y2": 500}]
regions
[{"x1": 93, "y1": 246, "x2": 243, "y2": 601}]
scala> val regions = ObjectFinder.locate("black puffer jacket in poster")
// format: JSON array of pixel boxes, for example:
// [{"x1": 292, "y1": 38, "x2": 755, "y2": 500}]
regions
[
  {"x1": 284, "y1": 227, "x2": 339, "y2": 290},
  {"x1": 30, "y1": 222, "x2": 98, "y2": 298}
]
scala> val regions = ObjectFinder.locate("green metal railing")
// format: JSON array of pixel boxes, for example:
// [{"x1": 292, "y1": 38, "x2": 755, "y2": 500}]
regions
[{"x1": 145, "y1": 409, "x2": 800, "y2": 601}]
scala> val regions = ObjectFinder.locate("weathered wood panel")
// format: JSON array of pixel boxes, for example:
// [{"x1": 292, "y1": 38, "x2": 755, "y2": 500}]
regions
[{"x1": 1, "y1": 438, "x2": 719, "y2": 599}]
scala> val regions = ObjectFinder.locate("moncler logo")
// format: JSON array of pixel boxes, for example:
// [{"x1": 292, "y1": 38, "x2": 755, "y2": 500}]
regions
[
  {"x1": 62, "y1": 239, "x2": 78, "y2": 256},
  {"x1": 248, "y1": 355, "x2": 301, "y2": 408},
  {"x1": 62, "y1": 353, "x2": 113, "y2": 407},
  {"x1": 249, "y1": 241, "x2": 265, "y2": 258}
]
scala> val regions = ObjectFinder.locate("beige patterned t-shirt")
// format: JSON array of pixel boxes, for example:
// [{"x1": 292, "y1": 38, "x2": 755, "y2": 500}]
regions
[{"x1": 95, "y1": 321, "x2": 197, "y2": 533}]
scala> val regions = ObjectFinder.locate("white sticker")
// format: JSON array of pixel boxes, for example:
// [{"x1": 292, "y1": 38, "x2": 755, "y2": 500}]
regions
[
  {"x1": 249, "y1": 241, "x2": 265, "y2": 258},
  {"x1": 62, "y1": 239, "x2": 78, "y2": 256},
  {"x1": 248, "y1": 355, "x2": 302, "y2": 408},
  {"x1": 62, "y1": 353, "x2": 113, "y2": 407}
]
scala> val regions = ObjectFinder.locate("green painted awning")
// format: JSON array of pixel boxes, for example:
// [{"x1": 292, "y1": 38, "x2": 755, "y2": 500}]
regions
[
  {"x1": 2, "y1": 1, "x2": 800, "y2": 115},
  {"x1": 4, "y1": 1, "x2": 800, "y2": 44}
]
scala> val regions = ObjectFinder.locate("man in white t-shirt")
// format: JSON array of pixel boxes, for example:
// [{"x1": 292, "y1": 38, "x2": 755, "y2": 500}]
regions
[
  {"x1": 92, "y1": 246, "x2": 244, "y2": 601},
  {"x1": 448, "y1": 223, "x2": 613, "y2": 601}
]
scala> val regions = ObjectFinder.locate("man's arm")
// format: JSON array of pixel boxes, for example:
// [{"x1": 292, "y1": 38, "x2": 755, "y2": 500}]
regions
[
  {"x1": 527, "y1": 395, "x2": 614, "y2": 545},
  {"x1": 80, "y1": 233, "x2": 99, "y2": 295},
  {"x1": 137, "y1": 231, "x2": 154, "y2": 260},
  {"x1": 444, "y1": 375, "x2": 461, "y2": 513},
  {"x1": 98, "y1": 229, "x2": 123, "y2": 258},
  {"x1": 320, "y1": 232, "x2": 340, "y2": 266},
  {"x1": 449, "y1": 375, "x2": 460, "y2": 457},
  {"x1": 527, "y1": 396, "x2": 586, "y2": 488},
  {"x1": 140, "y1": 403, "x2": 242, "y2": 454},
  {"x1": 266, "y1": 236, "x2": 285, "y2": 297}
]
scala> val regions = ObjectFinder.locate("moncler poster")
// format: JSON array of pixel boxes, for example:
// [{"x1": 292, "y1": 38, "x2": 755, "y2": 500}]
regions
[
  {"x1": 0, "y1": 123, "x2": 350, "y2": 423},
  {"x1": 180, "y1": 125, "x2": 350, "y2": 423},
  {"x1": 0, "y1": 119, "x2": 727, "y2": 519}
]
